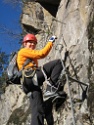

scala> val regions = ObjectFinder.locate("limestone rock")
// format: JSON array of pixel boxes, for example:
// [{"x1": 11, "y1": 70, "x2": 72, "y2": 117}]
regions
[{"x1": 0, "y1": 0, "x2": 94, "y2": 124}]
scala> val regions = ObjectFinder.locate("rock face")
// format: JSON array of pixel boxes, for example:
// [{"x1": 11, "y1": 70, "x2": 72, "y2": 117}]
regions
[{"x1": 0, "y1": 0, "x2": 94, "y2": 125}]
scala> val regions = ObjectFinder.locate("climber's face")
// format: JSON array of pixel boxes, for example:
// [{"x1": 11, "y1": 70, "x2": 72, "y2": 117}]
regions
[{"x1": 23, "y1": 40, "x2": 37, "y2": 50}]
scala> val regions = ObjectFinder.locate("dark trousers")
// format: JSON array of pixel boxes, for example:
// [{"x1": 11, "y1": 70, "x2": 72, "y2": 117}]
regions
[
  {"x1": 24, "y1": 59, "x2": 63, "y2": 125},
  {"x1": 37, "y1": 59, "x2": 63, "y2": 86},
  {"x1": 30, "y1": 90, "x2": 44, "y2": 125},
  {"x1": 30, "y1": 91, "x2": 54, "y2": 125}
]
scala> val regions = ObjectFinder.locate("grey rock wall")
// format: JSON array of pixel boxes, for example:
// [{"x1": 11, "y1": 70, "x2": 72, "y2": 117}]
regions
[{"x1": 0, "y1": 0, "x2": 94, "y2": 125}]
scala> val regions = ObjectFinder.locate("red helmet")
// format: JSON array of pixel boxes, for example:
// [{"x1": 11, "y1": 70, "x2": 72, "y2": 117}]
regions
[{"x1": 23, "y1": 34, "x2": 37, "y2": 44}]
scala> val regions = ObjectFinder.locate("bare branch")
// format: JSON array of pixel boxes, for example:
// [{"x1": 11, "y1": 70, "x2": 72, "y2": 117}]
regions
[
  {"x1": 0, "y1": 24, "x2": 22, "y2": 38},
  {"x1": 3, "y1": 0, "x2": 22, "y2": 6}
]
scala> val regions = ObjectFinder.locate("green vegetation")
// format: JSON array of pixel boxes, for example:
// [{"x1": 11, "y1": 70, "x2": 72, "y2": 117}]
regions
[{"x1": 0, "y1": 49, "x2": 8, "y2": 93}]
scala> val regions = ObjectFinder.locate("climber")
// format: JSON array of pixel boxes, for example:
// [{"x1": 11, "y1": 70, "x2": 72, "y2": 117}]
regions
[{"x1": 17, "y1": 33, "x2": 64, "y2": 125}]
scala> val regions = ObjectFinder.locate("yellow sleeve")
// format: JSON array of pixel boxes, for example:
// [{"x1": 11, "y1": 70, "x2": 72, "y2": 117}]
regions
[{"x1": 19, "y1": 42, "x2": 53, "y2": 59}]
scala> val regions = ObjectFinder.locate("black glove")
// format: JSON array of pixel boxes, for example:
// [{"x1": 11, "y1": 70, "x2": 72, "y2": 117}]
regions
[{"x1": 49, "y1": 36, "x2": 57, "y2": 43}]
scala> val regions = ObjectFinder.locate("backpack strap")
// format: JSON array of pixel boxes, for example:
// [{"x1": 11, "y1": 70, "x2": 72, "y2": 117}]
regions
[{"x1": 20, "y1": 58, "x2": 37, "y2": 71}]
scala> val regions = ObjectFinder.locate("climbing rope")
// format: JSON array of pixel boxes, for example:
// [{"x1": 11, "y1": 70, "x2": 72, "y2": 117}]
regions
[
  {"x1": 61, "y1": 56, "x2": 76, "y2": 125},
  {"x1": 56, "y1": 44, "x2": 76, "y2": 125}
]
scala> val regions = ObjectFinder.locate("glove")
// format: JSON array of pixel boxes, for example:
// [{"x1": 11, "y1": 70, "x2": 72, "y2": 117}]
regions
[{"x1": 49, "y1": 36, "x2": 57, "y2": 43}]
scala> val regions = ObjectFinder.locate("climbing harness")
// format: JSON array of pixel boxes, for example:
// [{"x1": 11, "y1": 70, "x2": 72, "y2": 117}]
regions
[
  {"x1": 22, "y1": 68, "x2": 36, "y2": 78},
  {"x1": 21, "y1": 68, "x2": 38, "y2": 97},
  {"x1": 21, "y1": 68, "x2": 38, "y2": 86}
]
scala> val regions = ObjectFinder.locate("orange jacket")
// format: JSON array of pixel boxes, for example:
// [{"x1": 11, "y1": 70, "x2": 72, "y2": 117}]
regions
[{"x1": 17, "y1": 42, "x2": 53, "y2": 70}]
